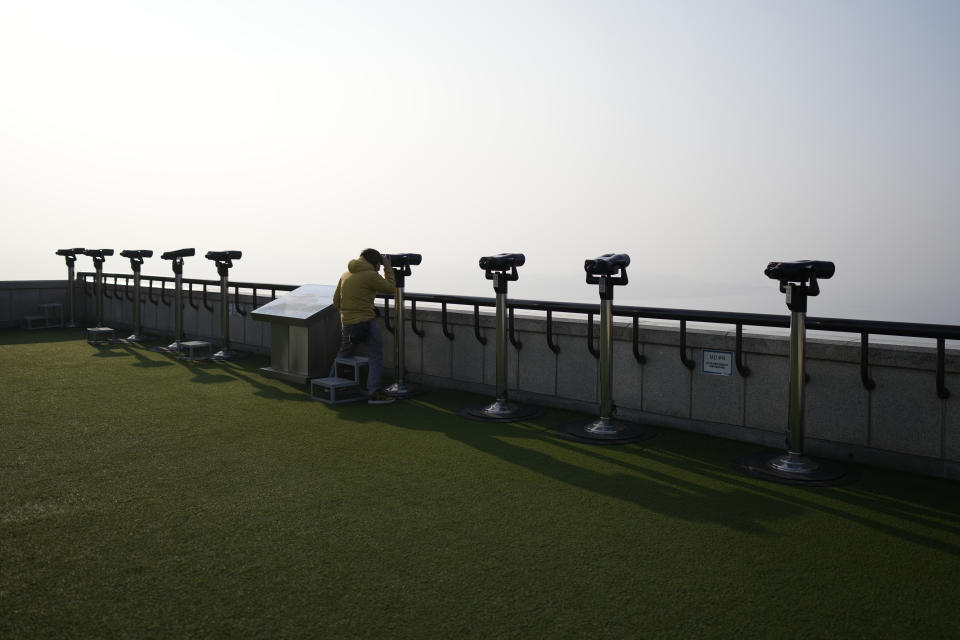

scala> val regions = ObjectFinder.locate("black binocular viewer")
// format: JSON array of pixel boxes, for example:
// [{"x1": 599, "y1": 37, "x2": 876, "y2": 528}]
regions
[
  {"x1": 384, "y1": 253, "x2": 422, "y2": 267},
  {"x1": 120, "y1": 250, "x2": 154, "y2": 259},
  {"x1": 205, "y1": 250, "x2": 242, "y2": 261},
  {"x1": 479, "y1": 253, "x2": 525, "y2": 271},
  {"x1": 83, "y1": 249, "x2": 114, "y2": 258},
  {"x1": 56, "y1": 248, "x2": 85, "y2": 257},
  {"x1": 764, "y1": 260, "x2": 835, "y2": 283},
  {"x1": 585, "y1": 253, "x2": 630, "y2": 276},
  {"x1": 161, "y1": 248, "x2": 196, "y2": 260}
]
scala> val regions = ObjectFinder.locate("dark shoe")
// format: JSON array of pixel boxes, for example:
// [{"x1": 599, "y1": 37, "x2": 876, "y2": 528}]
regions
[{"x1": 367, "y1": 389, "x2": 396, "y2": 405}]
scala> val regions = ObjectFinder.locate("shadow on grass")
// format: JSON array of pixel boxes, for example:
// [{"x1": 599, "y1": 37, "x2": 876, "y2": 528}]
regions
[
  {"x1": 116, "y1": 344, "x2": 174, "y2": 368},
  {"x1": 89, "y1": 343, "x2": 134, "y2": 358},
  {"x1": 327, "y1": 388, "x2": 960, "y2": 554},
  {"x1": 144, "y1": 347, "x2": 311, "y2": 401},
  {"x1": 326, "y1": 391, "x2": 798, "y2": 534},
  {"x1": 0, "y1": 328, "x2": 86, "y2": 345}
]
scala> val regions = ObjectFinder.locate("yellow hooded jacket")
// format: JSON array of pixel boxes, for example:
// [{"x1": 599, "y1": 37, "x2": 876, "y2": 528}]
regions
[{"x1": 333, "y1": 257, "x2": 396, "y2": 326}]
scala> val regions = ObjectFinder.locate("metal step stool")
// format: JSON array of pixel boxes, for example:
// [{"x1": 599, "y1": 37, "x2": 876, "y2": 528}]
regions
[
  {"x1": 87, "y1": 327, "x2": 116, "y2": 343},
  {"x1": 334, "y1": 356, "x2": 369, "y2": 382},
  {"x1": 179, "y1": 340, "x2": 212, "y2": 361},
  {"x1": 310, "y1": 357, "x2": 370, "y2": 404},
  {"x1": 22, "y1": 303, "x2": 63, "y2": 330},
  {"x1": 310, "y1": 376, "x2": 367, "y2": 404}
]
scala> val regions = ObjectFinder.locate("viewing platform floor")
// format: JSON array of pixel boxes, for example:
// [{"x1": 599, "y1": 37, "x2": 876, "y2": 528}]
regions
[{"x1": 1, "y1": 329, "x2": 958, "y2": 639}]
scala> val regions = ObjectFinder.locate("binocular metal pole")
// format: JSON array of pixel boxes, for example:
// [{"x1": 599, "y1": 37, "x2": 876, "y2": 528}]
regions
[
  {"x1": 736, "y1": 262, "x2": 852, "y2": 485},
  {"x1": 558, "y1": 277, "x2": 654, "y2": 444},
  {"x1": 493, "y1": 280, "x2": 509, "y2": 408},
  {"x1": 381, "y1": 256, "x2": 423, "y2": 398},
  {"x1": 94, "y1": 262, "x2": 105, "y2": 328},
  {"x1": 384, "y1": 285, "x2": 417, "y2": 397},
  {"x1": 212, "y1": 271, "x2": 238, "y2": 360},
  {"x1": 221, "y1": 273, "x2": 230, "y2": 353},
  {"x1": 167, "y1": 267, "x2": 184, "y2": 351},
  {"x1": 597, "y1": 292, "x2": 614, "y2": 428},
  {"x1": 66, "y1": 259, "x2": 77, "y2": 328},
  {"x1": 460, "y1": 271, "x2": 539, "y2": 422},
  {"x1": 770, "y1": 299, "x2": 813, "y2": 473},
  {"x1": 128, "y1": 269, "x2": 145, "y2": 342}
]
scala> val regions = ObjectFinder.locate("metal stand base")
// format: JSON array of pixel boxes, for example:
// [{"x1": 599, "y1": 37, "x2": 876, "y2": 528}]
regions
[
  {"x1": 734, "y1": 451, "x2": 857, "y2": 486},
  {"x1": 382, "y1": 381, "x2": 427, "y2": 399},
  {"x1": 556, "y1": 418, "x2": 656, "y2": 445},
  {"x1": 211, "y1": 349, "x2": 242, "y2": 361},
  {"x1": 457, "y1": 400, "x2": 542, "y2": 423}
]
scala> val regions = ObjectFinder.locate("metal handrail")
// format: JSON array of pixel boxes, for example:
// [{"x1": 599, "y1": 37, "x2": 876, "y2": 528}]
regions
[
  {"x1": 375, "y1": 290, "x2": 959, "y2": 397},
  {"x1": 76, "y1": 272, "x2": 958, "y2": 397}
]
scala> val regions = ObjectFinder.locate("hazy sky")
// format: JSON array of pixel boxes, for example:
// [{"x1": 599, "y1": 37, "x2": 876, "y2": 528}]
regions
[{"x1": 2, "y1": 1, "x2": 958, "y2": 321}]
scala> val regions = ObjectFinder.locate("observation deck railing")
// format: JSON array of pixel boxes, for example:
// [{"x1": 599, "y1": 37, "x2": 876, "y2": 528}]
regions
[
  {"x1": 77, "y1": 271, "x2": 959, "y2": 398},
  {"x1": 377, "y1": 292, "x2": 959, "y2": 399}
]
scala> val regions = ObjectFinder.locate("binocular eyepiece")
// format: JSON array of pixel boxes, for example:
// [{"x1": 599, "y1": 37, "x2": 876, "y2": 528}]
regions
[
  {"x1": 764, "y1": 260, "x2": 835, "y2": 283},
  {"x1": 120, "y1": 250, "x2": 154, "y2": 259},
  {"x1": 161, "y1": 248, "x2": 196, "y2": 260},
  {"x1": 584, "y1": 253, "x2": 630, "y2": 276},
  {"x1": 384, "y1": 253, "x2": 422, "y2": 268},
  {"x1": 56, "y1": 248, "x2": 86, "y2": 257},
  {"x1": 83, "y1": 249, "x2": 114, "y2": 258},
  {"x1": 205, "y1": 250, "x2": 242, "y2": 262},
  {"x1": 479, "y1": 253, "x2": 525, "y2": 272}
]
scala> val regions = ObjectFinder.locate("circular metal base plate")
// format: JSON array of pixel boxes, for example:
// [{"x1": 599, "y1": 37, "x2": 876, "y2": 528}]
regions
[
  {"x1": 457, "y1": 401, "x2": 543, "y2": 423},
  {"x1": 555, "y1": 418, "x2": 656, "y2": 445},
  {"x1": 382, "y1": 382, "x2": 428, "y2": 399},
  {"x1": 734, "y1": 450, "x2": 858, "y2": 486}
]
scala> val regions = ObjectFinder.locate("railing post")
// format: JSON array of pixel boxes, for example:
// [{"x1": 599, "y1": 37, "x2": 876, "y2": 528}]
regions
[{"x1": 459, "y1": 253, "x2": 540, "y2": 422}]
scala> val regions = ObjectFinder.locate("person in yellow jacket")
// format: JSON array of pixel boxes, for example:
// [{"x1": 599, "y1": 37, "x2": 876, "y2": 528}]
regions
[{"x1": 332, "y1": 248, "x2": 396, "y2": 404}]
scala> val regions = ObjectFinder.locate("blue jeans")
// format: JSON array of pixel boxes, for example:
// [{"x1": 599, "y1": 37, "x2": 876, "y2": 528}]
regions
[{"x1": 334, "y1": 319, "x2": 384, "y2": 393}]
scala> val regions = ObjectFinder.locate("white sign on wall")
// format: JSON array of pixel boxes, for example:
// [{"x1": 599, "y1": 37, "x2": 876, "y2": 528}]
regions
[{"x1": 701, "y1": 350, "x2": 734, "y2": 376}]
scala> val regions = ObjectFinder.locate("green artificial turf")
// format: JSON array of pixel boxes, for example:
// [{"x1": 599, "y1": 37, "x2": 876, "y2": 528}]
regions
[{"x1": 1, "y1": 329, "x2": 958, "y2": 639}]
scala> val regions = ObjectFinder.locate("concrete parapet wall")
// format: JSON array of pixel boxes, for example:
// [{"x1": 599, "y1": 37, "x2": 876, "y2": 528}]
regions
[
  {"x1": 0, "y1": 281, "x2": 69, "y2": 328},
  {"x1": 0, "y1": 280, "x2": 271, "y2": 353},
  {"x1": 378, "y1": 306, "x2": 960, "y2": 481}
]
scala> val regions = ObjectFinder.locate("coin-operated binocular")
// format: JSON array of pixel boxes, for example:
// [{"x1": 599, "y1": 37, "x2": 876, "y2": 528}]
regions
[
  {"x1": 764, "y1": 260, "x2": 835, "y2": 313},
  {"x1": 119, "y1": 250, "x2": 153, "y2": 342},
  {"x1": 459, "y1": 253, "x2": 540, "y2": 422},
  {"x1": 161, "y1": 248, "x2": 195, "y2": 350},
  {"x1": 56, "y1": 248, "x2": 85, "y2": 327},
  {"x1": 205, "y1": 250, "x2": 243, "y2": 360},
  {"x1": 382, "y1": 253, "x2": 423, "y2": 398},
  {"x1": 737, "y1": 259, "x2": 852, "y2": 486},
  {"x1": 83, "y1": 249, "x2": 114, "y2": 329},
  {"x1": 558, "y1": 253, "x2": 655, "y2": 444}
]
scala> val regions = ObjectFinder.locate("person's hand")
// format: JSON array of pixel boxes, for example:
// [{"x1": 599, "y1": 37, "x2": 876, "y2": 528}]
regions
[{"x1": 382, "y1": 255, "x2": 392, "y2": 269}]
